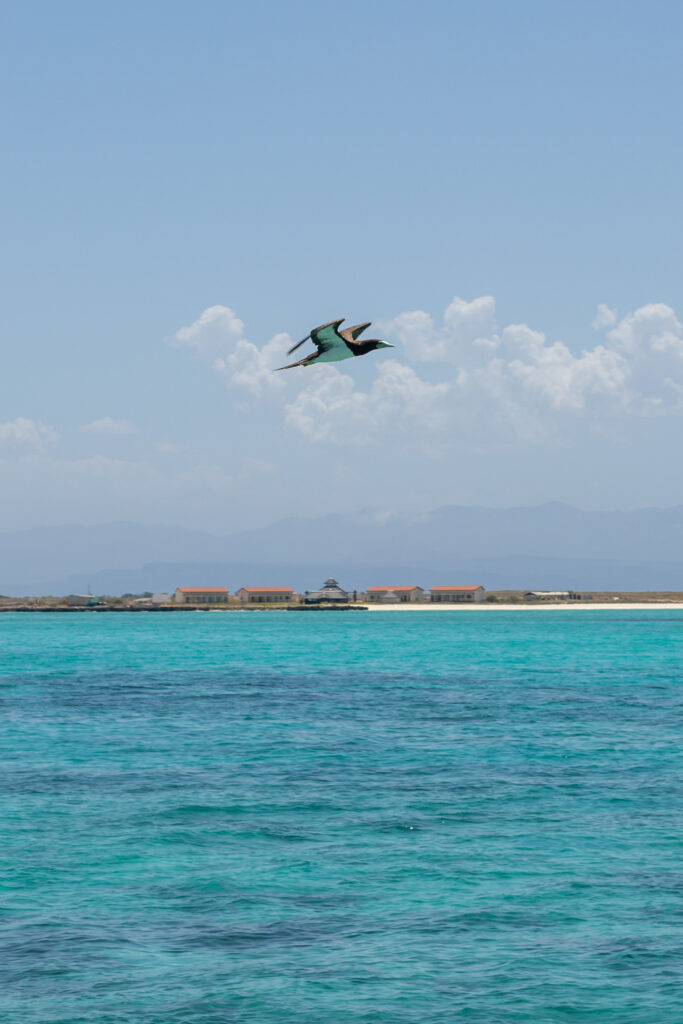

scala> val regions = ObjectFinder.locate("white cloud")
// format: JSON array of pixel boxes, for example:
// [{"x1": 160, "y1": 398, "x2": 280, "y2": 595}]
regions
[
  {"x1": 169, "y1": 305, "x2": 246, "y2": 358},
  {"x1": 169, "y1": 297, "x2": 683, "y2": 449},
  {"x1": 381, "y1": 297, "x2": 683, "y2": 421},
  {"x1": 169, "y1": 305, "x2": 289, "y2": 396},
  {"x1": 214, "y1": 332, "x2": 290, "y2": 397},
  {"x1": 606, "y1": 302, "x2": 683, "y2": 358},
  {"x1": 81, "y1": 417, "x2": 138, "y2": 436},
  {"x1": 592, "y1": 304, "x2": 617, "y2": 330},
  {"x1": 383, "y1": 309, "x2": 438, "y2": 359},
  {"x1": 381, "y1": 295, "x2": 497, "y2": 363},
  {"x1": 285, "y1": 361, "x2": 451, "y2": 445},
  {"x1": 0, "y1": 418, "x2": 59, "y2": 451},
  {"x1": 499, "y1": 323, "x2": 629, "y2": 412},
  {"x1": 380, "y1": 297, "x2": 632, "y2": 416},
  {"x1": 597, "y1": 302, "x2": 683, "y2": 414}
]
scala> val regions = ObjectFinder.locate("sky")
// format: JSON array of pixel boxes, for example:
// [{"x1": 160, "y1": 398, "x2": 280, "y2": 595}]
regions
[{"x1": 1, "y1": 0, "x2": 682, "y2": 532}]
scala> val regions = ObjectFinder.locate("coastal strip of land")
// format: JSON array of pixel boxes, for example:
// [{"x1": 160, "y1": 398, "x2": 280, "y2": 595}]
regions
[
  {"x1": 363, "y1": 602, "x2": 683, "y2": 611},
  {"x1": 4, "y1": 601, "x2": 683, "y2": 612}
]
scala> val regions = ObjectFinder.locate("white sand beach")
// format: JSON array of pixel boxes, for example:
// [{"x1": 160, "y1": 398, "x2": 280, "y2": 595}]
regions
[{"x1": 362, "y1": 603, "x2": 683, "y2": 611}]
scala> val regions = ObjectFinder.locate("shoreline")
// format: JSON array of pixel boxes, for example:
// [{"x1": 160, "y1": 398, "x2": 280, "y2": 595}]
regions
[
  {"x1": 3, "y1": 602, "x2": 683, "y2": 613},
  {"x1": 362, "y1": 602, "x2": 683, "y2": 611}
]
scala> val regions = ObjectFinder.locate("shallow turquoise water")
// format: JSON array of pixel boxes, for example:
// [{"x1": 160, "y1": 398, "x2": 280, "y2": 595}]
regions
[{"x1": 2, "y1": 609, "x2": 683, "y2": 1022}]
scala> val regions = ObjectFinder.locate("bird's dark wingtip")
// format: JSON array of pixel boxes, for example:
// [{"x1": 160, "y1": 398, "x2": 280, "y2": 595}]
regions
[{"x1": 287, "y1": 333, "x2": 311, "y2": 356}]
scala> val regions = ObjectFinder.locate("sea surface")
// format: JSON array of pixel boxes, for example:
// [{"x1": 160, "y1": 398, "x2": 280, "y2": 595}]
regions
[{"x1": 2, "y1": 610, "x2": 683, "y2": 1023}]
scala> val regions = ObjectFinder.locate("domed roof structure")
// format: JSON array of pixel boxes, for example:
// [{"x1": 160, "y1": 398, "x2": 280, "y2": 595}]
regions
[{"x1": 304, "y1": 578, "x2": 350, "y2": 604}]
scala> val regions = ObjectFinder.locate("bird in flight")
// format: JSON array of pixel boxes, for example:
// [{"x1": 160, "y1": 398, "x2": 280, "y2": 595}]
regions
[{"x1": 275, "y1": 319, "x2": 393, "y2": 371}]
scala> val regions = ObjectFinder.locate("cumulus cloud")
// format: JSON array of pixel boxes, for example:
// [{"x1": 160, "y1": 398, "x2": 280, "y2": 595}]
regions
[
  {"x1": 592, "y1": 304, "x2": 617, "y2": 330},
  {"x1": 498, "y1": 323, "x2": 629, "y2": 413},
  {"x1": 169, "y1": 305, "x2": 246, "y2": 358},
  {"x1": 81, "y1": 417, "x2": 138, "y2": 435},
  {"x1": 169, "y1": 305, "x2": 289, "y2": 396},
  {"x1": 0, "y1": 418, "x2": 59, "y2": 451},
  {"x1": 606, "y1": 302, "x2": 683, "y2": 358},
  {"x1": 169, "y1": 296, "x2": 683, "y2": 448},
  {"x1": 214, "y1": 332, "x2": 290, "y2": 397},
  {"x1": 594, "y1": 302, "x2": 683, "y2": 416},
  {"x1": 380, "y1": 296, "x2": 683, "y2": 421},
  {"x1": 382, "y1": 295, "x2": 497, "y2": 363},
  {"x1": 285, "y1": 361, "x2": 451, "y2": 445}
]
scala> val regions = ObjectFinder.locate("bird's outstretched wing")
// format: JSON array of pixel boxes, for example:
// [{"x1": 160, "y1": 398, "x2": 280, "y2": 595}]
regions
[
  {"x1": 286, "y1": 333, "x2": 311, "y2": 356},
  {"x1": 339, "y1": 322, "x2": 371, "y2": 345},
  {"x1": 309, "y1": 319, "x2": 347, "y2": 354},
  {"x1": 275, "y1": 353, "x2": 316, "y2": 371},
  {"x1": 276, "y1": 319, "x2": 347, "y2": 370},
  {"x1": 285, "y1": 319, "x2": 346, "y2": 357}
]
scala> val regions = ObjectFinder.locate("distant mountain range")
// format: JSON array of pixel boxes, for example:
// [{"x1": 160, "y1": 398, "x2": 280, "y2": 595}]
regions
[{"x1": 2, "y1": 503, "x2": 683, "y2": 596}]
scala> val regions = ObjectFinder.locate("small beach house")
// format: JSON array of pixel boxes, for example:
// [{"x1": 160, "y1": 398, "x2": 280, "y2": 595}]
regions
[
  {"x1": 64, "y1": 594, "x2": 101, "y2": 607},
  {"x1": 429, "y1": 586, "x2": 485, "y2": 603},
  {"x1": 235, "y1": 587, "x2": 297, "y2": 603},
  {"x1": 365, "y1": 586, "x2": 424, "y2": 603},
  {"x1": 174, "y1": 587, "x2": 229, "y2": 604}
]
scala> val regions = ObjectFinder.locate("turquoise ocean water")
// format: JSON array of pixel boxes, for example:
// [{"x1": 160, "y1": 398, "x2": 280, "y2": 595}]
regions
[{"x1": 2, "y1": 609, "x2": 683, "y2": 1023}]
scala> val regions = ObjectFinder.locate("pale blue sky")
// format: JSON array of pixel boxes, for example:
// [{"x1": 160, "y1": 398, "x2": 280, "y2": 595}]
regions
[{"x1": 1, "y1": 1, "x2": 682, "y2": 530}]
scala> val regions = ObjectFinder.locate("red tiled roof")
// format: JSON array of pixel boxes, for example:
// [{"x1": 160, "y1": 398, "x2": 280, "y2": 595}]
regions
[
  {"x1": 430, "y1": 585, "x2": 483, "y2": 592},
  {"x1": 177, "y1": 587, "x2": 229, "y2": 593},
  {"x1": 366, "y1": 585, "x2": 423, "y2": 592},
  {"x1": 238, "y1": 587, "x2": 295, "y2": 593}
]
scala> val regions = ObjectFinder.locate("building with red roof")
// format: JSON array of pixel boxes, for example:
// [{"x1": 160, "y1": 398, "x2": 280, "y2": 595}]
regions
[{"x1": 235, "y1": 587, "x2": 297, "y2": 604}]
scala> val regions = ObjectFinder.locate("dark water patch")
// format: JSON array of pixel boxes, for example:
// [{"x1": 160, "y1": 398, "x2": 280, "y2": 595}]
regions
[{"x1": 165, "y1": 914, "x2": 357, "y2": 952}]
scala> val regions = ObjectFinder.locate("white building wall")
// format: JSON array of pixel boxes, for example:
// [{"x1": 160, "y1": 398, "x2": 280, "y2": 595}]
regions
[
  {"x1": 430, "y1": 588, "x2": 485, "y2": 603},
  {"x1": 367, "y1": 588, "x2": 424, "y2": 603}
]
